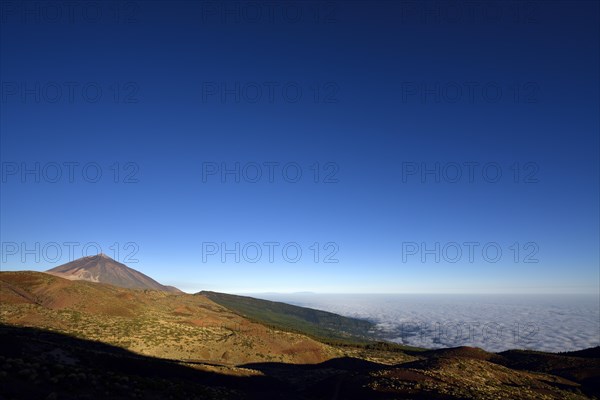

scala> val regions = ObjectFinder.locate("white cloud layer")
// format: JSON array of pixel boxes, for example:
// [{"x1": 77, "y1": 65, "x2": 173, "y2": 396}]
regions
[{"x1": 254, "y1": 294, "x2": 600, "y2": 352}]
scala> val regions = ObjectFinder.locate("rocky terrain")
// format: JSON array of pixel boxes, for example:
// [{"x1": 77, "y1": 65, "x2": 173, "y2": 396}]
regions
[
  {"x1": 0, "y1": 271, "x2": 338, "y2": 365},
  {"x1": 1, "y1": 266, "x2": 598, "y2": 399},
  {"x1": 46, "y1": 253, "x2": 181, "y2": 293}
]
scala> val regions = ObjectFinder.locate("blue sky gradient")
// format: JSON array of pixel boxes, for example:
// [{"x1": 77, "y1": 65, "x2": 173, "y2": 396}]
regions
[{"x1": 1, "y1": 1, "x2": 598, "y2": 294}]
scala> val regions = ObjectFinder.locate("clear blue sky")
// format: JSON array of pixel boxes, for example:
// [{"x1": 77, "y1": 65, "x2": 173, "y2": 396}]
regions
[{"x1": 1, "y1": 1, "x2": 598, "y2": 294}]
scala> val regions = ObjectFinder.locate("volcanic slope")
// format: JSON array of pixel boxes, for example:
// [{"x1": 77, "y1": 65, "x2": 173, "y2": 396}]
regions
[
  {"x1": 0, "y1": 271, "x2": 340, "y2": 365},
  {"x1": 46, "y1": 253, "x2": 181, "y2": 293}
]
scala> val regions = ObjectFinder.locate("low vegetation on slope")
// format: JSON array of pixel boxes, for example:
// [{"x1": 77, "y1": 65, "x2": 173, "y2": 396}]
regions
[
  {"x1": 0, "y1": 324, "x2": 270, "y2": 400},
  {"x1": 2, "y1": 271, "x2": 599, "y2": 399},
  {"x1": 0, "y1": 272, "x2": 340, "y2": 365},
  {"x1": 199, "y1": 291, "x2": 376, "y2": 344},
  {"x1": 2, "y1": 325, "x2": 597, "y2": 400}
]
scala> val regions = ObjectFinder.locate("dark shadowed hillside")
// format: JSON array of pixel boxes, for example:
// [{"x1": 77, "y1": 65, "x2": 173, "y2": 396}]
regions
[
  {"x1": 2, "y1": 324, "x2": 597, "y2": 400},
  {"x1": 1, "y1": 271, "x2": 599, "y2": 399}
]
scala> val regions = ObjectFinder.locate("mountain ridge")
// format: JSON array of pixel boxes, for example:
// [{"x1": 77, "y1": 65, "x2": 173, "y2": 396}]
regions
[
  {"x1": 2, "y1": 270, "x2": 599, "y2": 399},
  {"x1": 0, "y1": 270, "x2": 343, "y2": 365},
  {"x1": 199, "y1": 290, "x2": 377, "y2": 345},
  {"x1": 45, "y1": 253, "x2": 181, "y2": 293}
]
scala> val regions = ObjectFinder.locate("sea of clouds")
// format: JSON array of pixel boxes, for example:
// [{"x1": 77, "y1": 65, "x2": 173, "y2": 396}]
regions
[{"x1": 252, "y1": 294, "x2": 600, "y2": 352}]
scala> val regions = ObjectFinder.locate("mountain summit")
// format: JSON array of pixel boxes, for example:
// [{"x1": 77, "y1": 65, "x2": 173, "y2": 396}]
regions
[{"x1": 46, "y1": 254, "x2": 181, "y2": 293}]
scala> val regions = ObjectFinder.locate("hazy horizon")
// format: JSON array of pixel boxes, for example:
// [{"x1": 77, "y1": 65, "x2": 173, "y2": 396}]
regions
[{"x1": 2, "y1": 263, "x2": 599, "y2": 296}]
